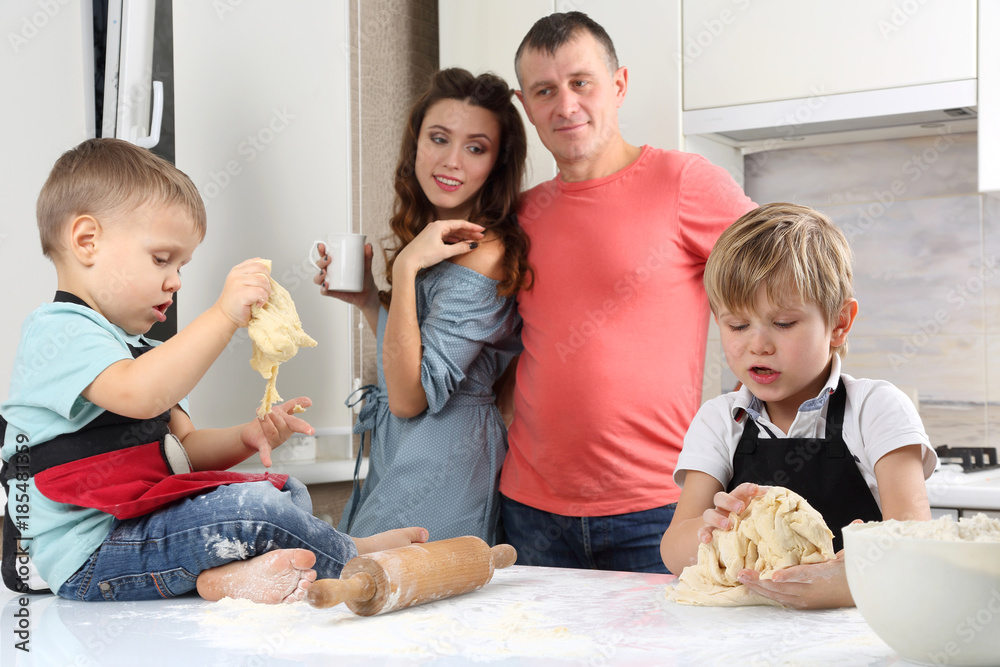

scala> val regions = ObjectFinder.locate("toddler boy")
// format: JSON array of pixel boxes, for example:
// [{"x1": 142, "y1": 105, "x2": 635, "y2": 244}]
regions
[{"x1": 0, "y1": 138, "x2": 425, "y2": 603}]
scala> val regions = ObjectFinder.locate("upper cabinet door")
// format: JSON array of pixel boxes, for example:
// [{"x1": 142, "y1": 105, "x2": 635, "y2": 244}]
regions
[{"x1": 682, "y1": 0, "x2": 977, "y2": 111}]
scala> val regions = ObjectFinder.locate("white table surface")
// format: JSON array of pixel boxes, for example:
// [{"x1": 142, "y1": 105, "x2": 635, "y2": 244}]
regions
[{"x1": 0, "y1": 564, "x2": 906, "y2": 666}]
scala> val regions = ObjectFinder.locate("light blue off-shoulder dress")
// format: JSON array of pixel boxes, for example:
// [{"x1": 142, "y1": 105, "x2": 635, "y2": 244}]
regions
[{"x1": 338, "y1": 260, "x2": 522, "y2": 545}]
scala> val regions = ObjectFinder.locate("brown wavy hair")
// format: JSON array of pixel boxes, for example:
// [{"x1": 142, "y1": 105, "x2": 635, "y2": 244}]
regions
[{"x1": 380, "y1": 68, "x2": 532, "y2": 307}]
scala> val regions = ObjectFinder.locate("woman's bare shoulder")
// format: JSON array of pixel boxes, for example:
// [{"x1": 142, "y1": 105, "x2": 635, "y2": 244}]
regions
[{"x1": 449, "y1": 234, "x2": 506, "y2": 281}]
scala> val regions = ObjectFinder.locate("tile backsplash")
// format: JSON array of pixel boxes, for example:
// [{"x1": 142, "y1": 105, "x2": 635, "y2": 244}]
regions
[{"x1": 734, "y1": 131, "x2": 1000, "y2": 452}]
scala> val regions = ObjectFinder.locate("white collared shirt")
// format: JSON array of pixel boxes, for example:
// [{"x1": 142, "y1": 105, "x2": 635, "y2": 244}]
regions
[{"x1": 675, "y1": 355, "x2": 937, "y2": 509}]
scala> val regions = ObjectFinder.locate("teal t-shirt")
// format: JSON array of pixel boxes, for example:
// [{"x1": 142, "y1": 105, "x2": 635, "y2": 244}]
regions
[{"x1": 1, "y1": 302, "x2": 187, "y2": 592}]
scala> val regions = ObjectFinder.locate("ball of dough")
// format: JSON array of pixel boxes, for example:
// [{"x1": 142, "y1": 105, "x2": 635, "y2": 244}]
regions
[{"x1": 667, "y1": 486, "x2": 835, "y2": 607}]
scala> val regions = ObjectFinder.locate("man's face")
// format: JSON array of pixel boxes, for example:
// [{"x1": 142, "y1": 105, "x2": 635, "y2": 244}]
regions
[{"x1": 515, "y1": 32, "x2": 627, "y2": 172}]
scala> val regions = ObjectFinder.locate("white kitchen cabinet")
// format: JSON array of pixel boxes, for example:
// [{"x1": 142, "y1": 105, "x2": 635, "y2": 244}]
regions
[
  {"x1": 439, "y1": 0, "x2": 683, "y2": 188},
  {"x1": 682, "y1": 0, "x2": 977, "y2": 111}
]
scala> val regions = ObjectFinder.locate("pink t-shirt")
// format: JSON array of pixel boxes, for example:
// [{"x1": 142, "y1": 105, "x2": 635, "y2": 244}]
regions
[{"x1": 501, "y1": 146, "x2": 755, "y2": 516}]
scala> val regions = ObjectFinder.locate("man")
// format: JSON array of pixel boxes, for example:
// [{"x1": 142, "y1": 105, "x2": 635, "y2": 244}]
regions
[{"x1": 499, "y1": 11, "x2": 755, "y2": 573}]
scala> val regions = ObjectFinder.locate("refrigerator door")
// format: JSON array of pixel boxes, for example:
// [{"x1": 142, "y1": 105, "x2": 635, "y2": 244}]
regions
[
  {"x1": 164, "y1": 2, "x2": 354, "y2": 431},
  {"x1": 104, "y1": 0, "x2": 162, "y2": 148}
]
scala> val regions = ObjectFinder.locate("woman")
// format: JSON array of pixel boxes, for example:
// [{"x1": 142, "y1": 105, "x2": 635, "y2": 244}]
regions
[{"x1": 314, "y1": 68, "x2": 530, "y2": 545}]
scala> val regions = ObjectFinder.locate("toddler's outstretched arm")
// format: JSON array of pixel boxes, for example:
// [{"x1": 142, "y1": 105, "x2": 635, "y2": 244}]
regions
[
  {"x1": 172, "y1": 397, "x2": 315, "y2": 471},
  {"x1": 82, "y1": 259, "x2": 271, "y2": 419}
]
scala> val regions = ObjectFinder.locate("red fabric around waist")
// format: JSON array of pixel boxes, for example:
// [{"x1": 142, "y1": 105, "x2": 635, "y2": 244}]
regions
[{"x1": 33, "y1": 441, "x2": 287, "y2": 520}]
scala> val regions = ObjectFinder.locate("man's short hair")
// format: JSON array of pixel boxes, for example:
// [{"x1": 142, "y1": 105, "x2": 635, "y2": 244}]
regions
[{"x1": 514, "y1": 11, "x2": 619, "y2": 88}]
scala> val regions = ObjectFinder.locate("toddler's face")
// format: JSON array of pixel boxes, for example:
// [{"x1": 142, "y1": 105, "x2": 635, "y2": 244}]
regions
[
  {"x1": 91, "y1": 203, "x2": 200, "y2": 335},
  {"x1": 717, "y1": 286, "x2": 850, "y2": 420}
]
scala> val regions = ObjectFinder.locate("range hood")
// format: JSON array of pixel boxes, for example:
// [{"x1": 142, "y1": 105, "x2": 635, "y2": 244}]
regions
[{"x1": 683, "y1": 80, "x2": 977, "y2": 148}]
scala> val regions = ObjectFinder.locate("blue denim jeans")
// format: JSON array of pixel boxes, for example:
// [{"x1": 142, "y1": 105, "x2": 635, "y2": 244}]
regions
[
  {"x1": 58, "y1": 478, "x2": 358, "y2": 601},
  {"x1": 500, "y1": 495, "x2": 676, "y2": 574}
]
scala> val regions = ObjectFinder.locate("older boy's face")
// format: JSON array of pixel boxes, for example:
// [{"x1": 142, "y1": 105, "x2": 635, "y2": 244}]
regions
[
  {"x1": 92, "y1": 203, "x2": 200, "y2": 335},
  {"x1": 717, "y1": 287, "x2": 852, "y2": 426}
]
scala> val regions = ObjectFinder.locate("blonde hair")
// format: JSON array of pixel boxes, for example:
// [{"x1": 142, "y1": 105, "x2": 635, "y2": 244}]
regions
[
  {"x1": 37, "y1": 138, "x2": 206, "y2": 258},
  {"x1": 705, "y1": 202, "x2": 854, "y2": 356}
]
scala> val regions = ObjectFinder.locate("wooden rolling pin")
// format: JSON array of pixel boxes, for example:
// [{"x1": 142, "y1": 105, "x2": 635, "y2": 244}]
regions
[{"x1": 306, "y1": 536, "x2": 517, "y2": 616}]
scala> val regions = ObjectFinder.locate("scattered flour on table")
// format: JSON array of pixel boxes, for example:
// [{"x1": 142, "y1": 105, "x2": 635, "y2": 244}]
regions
[
  {"x1": 197, "y1": 597, "x2": 597, "y2": 660},
  {"x1": 860, "y1": 513, "x2": 1000, "y2": 542}
]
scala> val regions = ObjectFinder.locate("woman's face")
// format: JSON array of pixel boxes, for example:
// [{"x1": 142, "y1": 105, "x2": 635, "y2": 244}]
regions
[{"x1": 414, "y1": 98, "x2": 501, "y2": 221}]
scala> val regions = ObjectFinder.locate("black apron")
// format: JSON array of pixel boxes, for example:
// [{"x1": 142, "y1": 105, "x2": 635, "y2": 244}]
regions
[{"x1": 726, "y1": 380, "x2": 882, "y2": 552}]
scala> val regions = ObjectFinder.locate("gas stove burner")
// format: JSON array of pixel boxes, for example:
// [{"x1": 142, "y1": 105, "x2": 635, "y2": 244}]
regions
[{"x1": 934, "y1": 445, "x2": 999, "y2": 472}]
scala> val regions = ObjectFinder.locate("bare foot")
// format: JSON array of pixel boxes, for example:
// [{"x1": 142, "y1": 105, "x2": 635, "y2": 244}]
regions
[
  {"x1": 353, "y1": 527, "x2": 429, "y2": 555},
  {"x1": 196, "y1": 549, "x2": 318, "y2": 604}
]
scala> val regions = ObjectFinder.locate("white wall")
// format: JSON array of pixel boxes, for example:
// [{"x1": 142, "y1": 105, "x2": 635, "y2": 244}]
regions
[
  {"x1": 173, "y1": 2, "x2": 354, "y2": 431},
  {"x1": 0, "y1": 0, "x2": 94, "y2": 403}
]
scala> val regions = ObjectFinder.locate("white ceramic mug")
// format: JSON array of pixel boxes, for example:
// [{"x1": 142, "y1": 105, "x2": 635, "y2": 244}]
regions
[{"x1": 310, "y1": 234, "x2": 366, "y2": 292}]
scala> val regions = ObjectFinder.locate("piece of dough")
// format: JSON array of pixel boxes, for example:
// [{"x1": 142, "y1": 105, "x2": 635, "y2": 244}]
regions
[
  {"x1": 248, "y1": 260, "x2": 318, "y2": 418},
  {"x1": 667, "y1": 486, "x2": 835, "y2": 607}
]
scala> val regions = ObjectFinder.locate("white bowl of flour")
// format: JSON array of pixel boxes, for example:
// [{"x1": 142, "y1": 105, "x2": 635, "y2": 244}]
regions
[{"x1": 844, "y1": 515, "x2": 1000, "y2": 666}]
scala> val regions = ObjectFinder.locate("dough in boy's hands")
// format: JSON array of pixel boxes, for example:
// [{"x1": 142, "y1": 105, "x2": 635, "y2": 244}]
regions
[
  {"x1": 668, "y1": 486, "x2": 835, "y2": 607},
  {"x1": 248, "y1": 259, "x2": 318, "y2": 418}
]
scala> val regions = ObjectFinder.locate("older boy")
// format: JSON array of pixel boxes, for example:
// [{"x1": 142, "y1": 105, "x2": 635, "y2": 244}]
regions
[
  {"x1": 660, "y1": 203, "x2": 936, "y2": 608},
  {"x1": 0, "y1": 138, "x2": 424, "y2": 603}
]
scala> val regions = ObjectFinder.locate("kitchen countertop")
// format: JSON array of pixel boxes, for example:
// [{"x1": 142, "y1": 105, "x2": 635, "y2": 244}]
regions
[
  {"x1": 925, "y1": 465, "x2": 1000, "y2": 512},
  {"x1": 0, "y1": 565, "x2": 904, "y2": 665}
]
